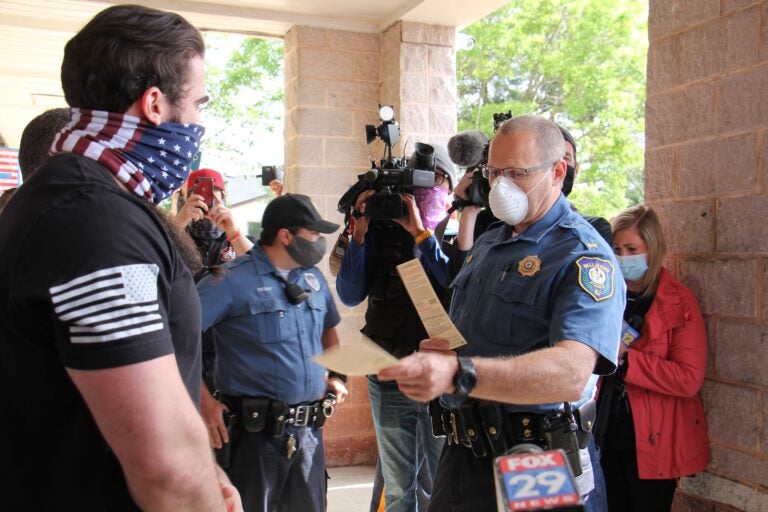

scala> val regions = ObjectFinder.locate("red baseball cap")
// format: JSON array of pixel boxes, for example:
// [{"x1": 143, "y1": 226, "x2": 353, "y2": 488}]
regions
[{"x1": 187, "y1": 168, "x2": 225, "y2": 190}]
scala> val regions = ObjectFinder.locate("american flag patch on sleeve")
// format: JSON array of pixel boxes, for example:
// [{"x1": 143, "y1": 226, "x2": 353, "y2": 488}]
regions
[{"x1": 49, "y1": 264, "x2": 164, "y2": 343}]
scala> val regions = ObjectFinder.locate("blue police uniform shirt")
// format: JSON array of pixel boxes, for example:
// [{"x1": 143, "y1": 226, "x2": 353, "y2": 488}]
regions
[
  {"x1": 448, "y1": 194, "x2": 626, "y2": 414},
  {"x1": 197, "y1": 244, "x2": 341, "y2": 404}
]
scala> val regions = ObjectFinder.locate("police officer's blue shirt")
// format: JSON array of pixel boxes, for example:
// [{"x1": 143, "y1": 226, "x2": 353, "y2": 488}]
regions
[
  {"x1": 448, "y1": 194, "x2": 626, "y2": 414},
  {"x1": 197, "y1": 244, "x2": 341, "y2": 404}
]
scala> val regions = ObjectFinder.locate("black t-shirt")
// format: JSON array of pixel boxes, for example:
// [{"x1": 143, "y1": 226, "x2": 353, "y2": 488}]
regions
[{"x1": 0, "y1": 154, "x2": 202, "y2": 510}]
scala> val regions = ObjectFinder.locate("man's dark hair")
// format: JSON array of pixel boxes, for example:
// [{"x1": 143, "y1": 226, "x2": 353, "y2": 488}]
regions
[
  {"x1": 155, "y1": 210, "x2": 203, "y2": 277},
  {"x1": 61, "y1": 4, "x2": 205, "y2": 113},
  {"x1": 0, "y1": 133, "x2": 6, "y2": 147},
  {"x1": 559, "y1": 125, "x2": 577, "y2": 158},
  {"x1": 19, "y1": 109, "x2": 70, "y2": 180}
]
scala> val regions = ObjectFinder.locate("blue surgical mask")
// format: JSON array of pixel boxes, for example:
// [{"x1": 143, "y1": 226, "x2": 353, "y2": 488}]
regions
[{"x1": 617, "y1": 253, "x2": 648, "y2": 281}]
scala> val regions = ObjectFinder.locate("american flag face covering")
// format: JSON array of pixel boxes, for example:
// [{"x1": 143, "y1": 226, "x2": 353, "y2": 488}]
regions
[{"x1": 51, "y1": 108, "x2": 205, "y2": 205}]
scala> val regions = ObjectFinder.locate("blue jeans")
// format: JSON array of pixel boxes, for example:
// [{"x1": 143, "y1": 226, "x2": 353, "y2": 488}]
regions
[
  {"x1": 584, "y1": 438, "x2": 608, "y2": 512},
  {"x1": 368, "y1": 376, "x2": 445, "y2": 512}
]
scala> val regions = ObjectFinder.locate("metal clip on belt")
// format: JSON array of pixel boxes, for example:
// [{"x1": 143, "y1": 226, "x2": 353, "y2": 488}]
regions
[{"x1": 288, "y1": 404, "x2": 317, "y2": 427}]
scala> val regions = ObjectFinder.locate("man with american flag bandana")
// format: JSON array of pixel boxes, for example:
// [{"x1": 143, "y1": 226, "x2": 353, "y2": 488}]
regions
[{"x1": 0, "y1": 5, "x2": 241, "y2": 511}]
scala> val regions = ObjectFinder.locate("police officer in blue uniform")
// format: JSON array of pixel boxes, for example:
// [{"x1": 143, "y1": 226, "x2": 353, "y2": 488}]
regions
[
  {"x1": 379, "y1": 115, "x2": 625, "y2": 512},
  {"x1": 197, "y1": 193, "x2": 349, "y2": 512}
]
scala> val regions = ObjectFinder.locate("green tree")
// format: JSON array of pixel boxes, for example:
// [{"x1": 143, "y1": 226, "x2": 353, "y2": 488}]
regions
[
  {"x1": 458, "y1": 0, "x2": 647, "y2": 218},
  {"x1": 202, "y1": 33, "x2": 284, "y2": 176}
]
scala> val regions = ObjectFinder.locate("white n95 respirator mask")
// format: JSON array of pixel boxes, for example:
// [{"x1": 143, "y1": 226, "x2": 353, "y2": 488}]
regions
[{"x1": 488, "y1": 177, "x2": 529, "y2": 226}]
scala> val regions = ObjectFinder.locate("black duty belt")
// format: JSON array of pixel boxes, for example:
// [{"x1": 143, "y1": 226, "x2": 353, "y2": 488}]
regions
[
  {"x1": 429, "y1": 399, "x2": 596, "y2": 477},
  {"x1": 221, "y1": 394, "x2": 336, "y2": 436}
]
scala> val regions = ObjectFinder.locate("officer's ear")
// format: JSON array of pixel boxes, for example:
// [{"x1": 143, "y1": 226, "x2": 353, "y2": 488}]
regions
[
  {"x1": 552, "y1": 160, "x2": 567, "y2": 187},
  {"x1": 276, "y1": 228, "x2": 293, "y2": 247}
]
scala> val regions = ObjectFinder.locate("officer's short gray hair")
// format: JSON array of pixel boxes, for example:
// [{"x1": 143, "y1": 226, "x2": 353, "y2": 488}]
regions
[{"x1": 496, "y1": 115, "x2": 565, "y2": 164}]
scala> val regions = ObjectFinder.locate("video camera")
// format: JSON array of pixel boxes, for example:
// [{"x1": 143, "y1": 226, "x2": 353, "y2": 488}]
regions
[{"x1": 337, "y1": 105, "x2": 436, "y2": 221}]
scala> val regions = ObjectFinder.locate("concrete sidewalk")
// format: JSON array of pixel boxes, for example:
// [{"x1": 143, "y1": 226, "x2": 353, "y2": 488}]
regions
[{"x1": 327, "y1": 465, "x2": 377, "y2": 512}]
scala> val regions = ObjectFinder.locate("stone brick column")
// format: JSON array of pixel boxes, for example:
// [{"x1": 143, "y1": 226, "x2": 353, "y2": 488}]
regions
[
  {"x1": 380, "y1": 21, "x2": 457, "y2": 154},
  {"x1": 646, "y1": 1, "x2": 768, "y2": 510},
  {"x1": 283, "y1": 21, "x2": 457, "y2": 467},
  {"x1": 283, "y1": 25, "x2": 381, "y2": 466}
]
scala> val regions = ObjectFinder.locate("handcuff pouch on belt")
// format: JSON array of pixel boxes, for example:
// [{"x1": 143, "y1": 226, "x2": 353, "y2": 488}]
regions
[
  {"x1": 240, "y1": 397, "x2": 271, "y2": 433},
  {"x1": 430, "y1": 399, "x2": 594, "y2": 477},
  {"x1": 237, "y1": 394, "x2": 338, "y2": 436}
]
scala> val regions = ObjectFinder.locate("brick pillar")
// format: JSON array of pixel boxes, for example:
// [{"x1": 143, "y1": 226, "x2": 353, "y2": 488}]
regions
[
  {"x1": 283, "y1": 25, "x2": 381, "y2": 467},
  {"x1": 283, "y1": 21, "x2": 458, "y2": 467},
  {"x1": 646, "y1": 1, "x2": 768, "y2": 510},
  {"x1": 380, "y1": 21, "x2": 457, "y2": 151}
]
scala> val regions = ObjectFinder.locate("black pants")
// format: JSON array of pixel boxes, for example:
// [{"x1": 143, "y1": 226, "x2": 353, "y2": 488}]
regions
[
  {"x1": 600, "y1": 448, "x2": 676, "y2": 512},
  {"x1": 226, "y1": 426, "x2": 326, "y2": 512},
  {"x1": 428, "y1": 443, "x2": 495, "y2": 512}
]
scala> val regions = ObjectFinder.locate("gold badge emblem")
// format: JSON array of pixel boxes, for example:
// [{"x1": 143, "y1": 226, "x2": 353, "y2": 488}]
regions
[{"x1": 518, "y1": 255, "x2": 542, "y2": 277}]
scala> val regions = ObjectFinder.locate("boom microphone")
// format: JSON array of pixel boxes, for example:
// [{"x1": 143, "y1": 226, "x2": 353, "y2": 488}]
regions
[{"x1": 447, "y1": 130, "x2": 489, "y2": 167}]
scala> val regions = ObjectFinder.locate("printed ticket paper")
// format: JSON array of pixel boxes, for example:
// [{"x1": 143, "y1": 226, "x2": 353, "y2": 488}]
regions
[
  {"x1": 396, "y1": 259, "x2": 467, "y2": 349},
  {"x1": 312, "y1": 333, "x2": 399, "y2": 376}
]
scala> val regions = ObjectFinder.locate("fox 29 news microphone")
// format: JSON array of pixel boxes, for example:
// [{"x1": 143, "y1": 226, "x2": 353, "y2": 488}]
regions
[{"x1": 494, "y1": 444, "x2": 584, "y2": 512}]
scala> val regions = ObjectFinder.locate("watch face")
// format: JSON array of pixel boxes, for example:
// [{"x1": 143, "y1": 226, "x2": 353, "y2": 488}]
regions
[
  {"x1": 459, "y1": 371, "x2": 477, "y2": 392},
  {"x1": 455, "y1": 356, "x2": 477, "y2": 395}
]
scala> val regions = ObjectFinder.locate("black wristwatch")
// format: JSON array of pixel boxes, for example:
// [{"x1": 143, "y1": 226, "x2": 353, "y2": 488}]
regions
[{"x1": 452, "y1": 356, "x2": 477, "y2": 399}]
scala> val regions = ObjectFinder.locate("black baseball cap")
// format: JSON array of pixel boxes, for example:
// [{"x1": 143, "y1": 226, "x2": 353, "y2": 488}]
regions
[{"x1": 262, "y1": 193, "x2": 339, "y2": 234}]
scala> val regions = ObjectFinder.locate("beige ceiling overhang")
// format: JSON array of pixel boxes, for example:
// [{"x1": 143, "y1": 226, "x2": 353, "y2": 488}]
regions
[{"x1": 0, "y1": 0, "x2": 508, "y2": 145}]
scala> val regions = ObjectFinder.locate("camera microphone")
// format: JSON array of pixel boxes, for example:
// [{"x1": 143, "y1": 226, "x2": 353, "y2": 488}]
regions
[{"x1": 447, "y1": 130, "x2": 489, "y2": 167}]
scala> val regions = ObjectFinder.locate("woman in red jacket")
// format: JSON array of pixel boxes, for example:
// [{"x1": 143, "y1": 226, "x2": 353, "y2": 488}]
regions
[{"x1": 597, "y1": 204, "x2": 709, "y2": 512}]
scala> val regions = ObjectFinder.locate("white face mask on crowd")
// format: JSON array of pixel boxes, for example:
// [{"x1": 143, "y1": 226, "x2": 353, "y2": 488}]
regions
[{"x1": 488, "y1": 171, "x2": 549, "y2": 226}]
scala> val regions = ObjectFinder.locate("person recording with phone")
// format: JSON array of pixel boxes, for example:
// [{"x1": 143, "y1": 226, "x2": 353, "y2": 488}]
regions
[
  {"x1": 175, "y1": 168, "x2": 256, "y2": 397},
  {"x1": 175, "y1": 168, "x2": 254, "y2": 276},
  {"x1": 196, "y1": 193, "x2": 348, "y2": 512},
  {"x1": 596, "y1": 204, "x2": 709, "y2": 512},
  {"x1": 335, "y1": 143, "x2": 456, "y2": 512}
]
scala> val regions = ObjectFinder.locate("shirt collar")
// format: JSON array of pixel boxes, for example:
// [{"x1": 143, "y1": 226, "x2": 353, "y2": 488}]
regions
[{"x1": 249, "y1": 243, "x2": 279, "y2": 275}]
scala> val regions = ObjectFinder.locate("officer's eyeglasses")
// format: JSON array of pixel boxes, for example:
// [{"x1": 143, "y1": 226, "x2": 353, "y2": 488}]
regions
[
  {"x1": 481, "y1": 159, "x2": 560, "y2": 182},
  {"x1": 433, "y1": 171, "x2": 448, "y2": 187}
]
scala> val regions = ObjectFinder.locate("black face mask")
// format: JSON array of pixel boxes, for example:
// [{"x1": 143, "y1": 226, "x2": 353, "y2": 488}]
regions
[
  {"x1": 561, "y1": 164, "x2": 576, "y2": 197},
  {"x1": 188, "y1": 218, "x2": 224, "y2": 240}
]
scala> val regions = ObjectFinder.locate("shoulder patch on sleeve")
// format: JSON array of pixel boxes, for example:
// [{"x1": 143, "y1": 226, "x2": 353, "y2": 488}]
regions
[{"x1": 576, "y1": 256, "x2": 615, "y2": 302}]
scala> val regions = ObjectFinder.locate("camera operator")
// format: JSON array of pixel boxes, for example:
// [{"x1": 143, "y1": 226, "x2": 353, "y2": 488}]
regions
[{"x1": 336, "y1": 144, "x2": 455, "y2": 512}]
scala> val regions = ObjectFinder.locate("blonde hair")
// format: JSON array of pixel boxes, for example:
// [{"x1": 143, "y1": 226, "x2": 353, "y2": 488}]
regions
[{"x1": 611, "y1": 204, "x2": 667, "y2": 298}]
